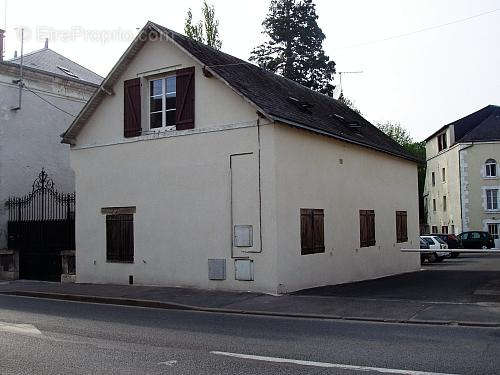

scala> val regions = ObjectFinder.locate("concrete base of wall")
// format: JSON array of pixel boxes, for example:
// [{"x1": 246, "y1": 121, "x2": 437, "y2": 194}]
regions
[{"x1": 61, "y1": 274, "x2": 76, "y2": 283}]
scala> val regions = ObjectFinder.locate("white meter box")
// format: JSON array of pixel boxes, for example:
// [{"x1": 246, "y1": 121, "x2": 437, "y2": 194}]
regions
[{"x1": 233, "y1": 225, "x2": 253, "y2": 247}]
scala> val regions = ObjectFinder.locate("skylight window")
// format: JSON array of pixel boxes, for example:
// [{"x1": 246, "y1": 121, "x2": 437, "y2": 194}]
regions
[
  {"x1": 287, "y1": 96, "x2": 313, "y2": 113},
  {"x1": 57, "y1": 66, "x2": 79, "y2": 79}
]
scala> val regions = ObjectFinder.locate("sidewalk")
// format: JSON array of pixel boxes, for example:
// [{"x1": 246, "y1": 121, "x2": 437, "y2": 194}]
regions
[{"x1": 1, "y1": 280, "x2": 499, "y2": 327}]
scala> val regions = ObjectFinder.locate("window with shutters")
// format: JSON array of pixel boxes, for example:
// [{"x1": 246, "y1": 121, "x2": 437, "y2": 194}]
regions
[
  {"x1": 395, "y1": 211, "x2": 408, "y2": 243},
  {"x1": 359, "y1": 210, "x2": 375, "y2": 247},
  {"x1": 149, "y1": 76, "x2": 176, "y2": 130},
  {"x1": 106, "y1": 214, "x2": 134, "y2": 263},
  {"x1": 300, "y1": 209, "x2": 325, "y2": 255},
  {"x1": 437, "y1": 133, "x2": 447, "y2": 152}
]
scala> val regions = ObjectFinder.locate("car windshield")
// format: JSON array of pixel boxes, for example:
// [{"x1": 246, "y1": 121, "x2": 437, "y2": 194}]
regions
[
  {"x1": 423, "y1": 237, "x2": 435, "y2": 245},
  {"x1": 434, "y1": 237, "x2": 447, "y2": 244}
]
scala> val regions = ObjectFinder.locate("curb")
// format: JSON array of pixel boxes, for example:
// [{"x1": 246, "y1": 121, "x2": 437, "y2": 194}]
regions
[{"x1": 2, "y1": 290, "x2": 500, "y2": 328}]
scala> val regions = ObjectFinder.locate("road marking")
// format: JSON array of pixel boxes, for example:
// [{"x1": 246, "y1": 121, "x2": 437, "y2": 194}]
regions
[
  {"x1": 0, "y1": 322, "x2": 42, "y2": 336},
  {"x1": 158, "y1": 360, "x2": 177, "y2": 366},
  {"x1": 210, "y1": 351, "x2": 458, "y2": 375}
]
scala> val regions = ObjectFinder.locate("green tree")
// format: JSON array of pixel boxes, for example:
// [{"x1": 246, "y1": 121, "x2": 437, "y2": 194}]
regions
[
  {"x1": 337, "y1": 92, "x2": 361, "y2": 115},
  {"x1": 250, "y1": 0, "x2": 336, "y2": 96},
  {"x1": 184, "y1": 1, "x2": 222, "y2": 49}
]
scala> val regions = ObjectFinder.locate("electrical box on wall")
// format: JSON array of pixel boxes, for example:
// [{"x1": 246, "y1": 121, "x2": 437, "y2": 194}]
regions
[
  {"x1": 235, "y1": 259, "x2": 254, "y2": 281},
  {"x1": 208, "y1": 259, "x2": 226, "y2": 280},
  {"x1": 234, "y1": 225, "x2": 253, "y2": 247}
]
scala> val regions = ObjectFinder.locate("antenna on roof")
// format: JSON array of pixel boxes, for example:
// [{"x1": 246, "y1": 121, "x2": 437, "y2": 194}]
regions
[{"x1": 338, "y1": 71, "x2": 363, "y2": 97}]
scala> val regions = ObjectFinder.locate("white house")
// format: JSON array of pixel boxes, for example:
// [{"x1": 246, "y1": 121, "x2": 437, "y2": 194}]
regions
[
  {"x1": 424, "y1": 105, "x2": 500, "y2": 248},
  {"x1": 62, "y1": 22, "x2": 420, "y2": 294}
]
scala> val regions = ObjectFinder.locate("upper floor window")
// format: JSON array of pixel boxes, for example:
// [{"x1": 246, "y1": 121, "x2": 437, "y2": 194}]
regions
[
  {"x1": 485, "y1": 159, "x2": 497, "y2": 178},
  {"x1": 150, "y1": 76, "x2": 176, "y2": 130},
  {"x1": 442, "y1": 167, "x2": 446, "y2": 182},
  {"x1": 486, "y1": 189, "x2": 499, "y2": 211},
  {"x1": 437, "y1": 133, "x2": 447, "y2": 152},
  {"x1": 432, "y1": 172, "x2": 436, "y2": 186}
]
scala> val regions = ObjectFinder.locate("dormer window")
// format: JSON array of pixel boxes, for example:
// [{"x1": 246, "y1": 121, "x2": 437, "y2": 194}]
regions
[
  {"x1": 485, "y1": 159, "x2": 497, "y2": 178},
  {"x1": 57, "y1": 65, "x2": 79, "y2": 79},
  {"x1": 149, "y1": 76, "x2": 177, "y2": 130},
  {"x1": 437, "y1": 133, "x2": 447, "y2": 152}
]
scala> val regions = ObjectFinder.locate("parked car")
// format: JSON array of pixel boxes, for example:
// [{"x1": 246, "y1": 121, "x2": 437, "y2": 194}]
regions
[
  {"x1": 457, "y1": 231, "x2": 495, "y2": 249},
  {"x1": 431, "y1": 233, "x2": 463, "y2": 258},
  {"x1": 420, "y1": 236, "x2": 450, "y2": 263}
]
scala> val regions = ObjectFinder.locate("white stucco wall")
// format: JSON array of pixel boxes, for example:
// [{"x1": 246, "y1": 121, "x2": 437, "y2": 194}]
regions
[
  {"x1": 0, "y1": 68, "x2": 95, "y2": 248},
  {"x1": 272, "y1": 124, "x2": 420, "y2": 292}
]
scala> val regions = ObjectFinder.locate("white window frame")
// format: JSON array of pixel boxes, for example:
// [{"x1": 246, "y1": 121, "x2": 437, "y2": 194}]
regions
[
  {"x1": 488, "y1": 223, "x2": 499, "y2": 240},
  {"x1": 485, "y1": 159, "x2": 497, "y2": 179},
  {"x1": 148, "y1": 75, "x2": 176, "y2": 132},
  {"x1": 486, "y1": 188, "x2": 499, "y2": 211}
]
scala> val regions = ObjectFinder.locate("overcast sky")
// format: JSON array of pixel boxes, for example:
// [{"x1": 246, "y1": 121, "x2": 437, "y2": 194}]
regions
[{"x1": 2, "y1": 0, "x2": 499, "y2": 140}]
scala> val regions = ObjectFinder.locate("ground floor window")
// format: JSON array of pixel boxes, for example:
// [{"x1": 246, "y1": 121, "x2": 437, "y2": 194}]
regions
[
  {"x1": 102, "y1": 207, "x2": 136, "y2": 263},
  {"x1": 488, "y1": 223, "x2": 499, "y2": 240},
  {"x1": 360, "y1": 210, "x2": 376, "y2": 247},
  {"x1": 300, "y1": 209, "x2": 325, "y2": 255},
  {"x1": 442, "y1": 226, "x2": 448, "y2": 234},
  {"x1": 432, "y1": 225, "x2": 438, "y2": 234}
]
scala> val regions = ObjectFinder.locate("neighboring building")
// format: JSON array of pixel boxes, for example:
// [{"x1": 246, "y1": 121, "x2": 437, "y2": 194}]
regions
[
  {"x1": 423, "y1": 105, "x2": 500, "y2": 248},
  {"x1": 62, "y1": 22, "x2": 420, "y2": 294},
  {"x1": 0, "y1": 30, "x2": 102, "y2": 249}
]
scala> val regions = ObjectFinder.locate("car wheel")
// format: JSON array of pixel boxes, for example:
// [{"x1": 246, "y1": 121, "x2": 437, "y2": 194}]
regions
[
  {"x1": 450, "y1": 252, "x2": 459, "y2": 258},
  {"x1": 429, "y1": 253, "x2": 438, "y2": 263},
  {"x1": 482, "y1": 245, "x2": 488, "y2": 250}
]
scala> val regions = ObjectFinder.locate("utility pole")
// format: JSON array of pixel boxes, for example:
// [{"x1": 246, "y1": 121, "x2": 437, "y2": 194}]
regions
[{"x1": 11, "y1": 27, "x2": 23, "y2": 111}]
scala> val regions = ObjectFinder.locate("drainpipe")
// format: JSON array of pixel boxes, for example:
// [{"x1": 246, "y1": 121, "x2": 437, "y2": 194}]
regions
[{"x1": 458, "y1": 143, "x2": 473, "y2": 232}]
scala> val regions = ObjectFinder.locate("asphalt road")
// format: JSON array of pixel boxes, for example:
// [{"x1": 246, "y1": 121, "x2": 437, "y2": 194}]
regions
[{"x1": 0, "y1": 295, "x2": 499, "y2": 374}]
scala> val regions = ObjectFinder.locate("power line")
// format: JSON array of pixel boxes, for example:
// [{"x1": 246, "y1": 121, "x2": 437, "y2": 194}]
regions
[
  {"x1": 338, "y1": 8, "x2": 500, "y2": 50},
  {"x1": 25, "y1": 87, "x2": 77, "y2": 117}
]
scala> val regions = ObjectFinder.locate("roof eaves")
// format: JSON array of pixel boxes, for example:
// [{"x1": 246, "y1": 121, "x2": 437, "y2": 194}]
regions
[{"x1": 0, "y1": 60, "x2": 100, "y2": 87}]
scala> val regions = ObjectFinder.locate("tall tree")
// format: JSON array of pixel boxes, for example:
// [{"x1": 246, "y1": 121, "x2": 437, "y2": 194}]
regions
[
  {"x1": 184, "y1": 1, "x2": 222, "y2": 49},
  {"x1": 250, "y1": 0, "x2": 336, "y2": 96}
]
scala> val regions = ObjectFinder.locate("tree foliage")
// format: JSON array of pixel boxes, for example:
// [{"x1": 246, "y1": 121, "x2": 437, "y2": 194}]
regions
[
  {"x1": 184, "y1": 1, "x2": 222, "y2": 49},
  {"x1": 250, "y1": 0, "x2": 336, "y2": 96},
  {"x1": 337, "y1": 92, "x2": 361, "y2": 115}
]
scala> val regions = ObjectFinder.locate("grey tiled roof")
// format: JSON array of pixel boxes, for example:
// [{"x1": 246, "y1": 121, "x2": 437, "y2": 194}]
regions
[
  {"x1": 152, "y1": 23, "x2": 418, "y2": 162},
  {"x1": 453, "y1": 105, "x2": 500, "y2": 143},
  {"x1": 8, "y1": 47, "x2": 103, "y2": 85}
]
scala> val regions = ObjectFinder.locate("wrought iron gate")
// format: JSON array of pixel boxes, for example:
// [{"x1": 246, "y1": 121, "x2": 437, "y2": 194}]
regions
[{"x1": 6, "y1": 170, "x2": 75, "y2": 281}]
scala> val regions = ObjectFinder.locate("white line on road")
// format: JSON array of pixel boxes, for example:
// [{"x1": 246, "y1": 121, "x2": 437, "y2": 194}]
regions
[
  {"x1": 210, "y1": 351, "x2": 459, "y2": 375},
  {"x1": 158, "y1": 360, "x2": 177, "y2": 366},
  {"x1": 0, "y1": 322, "x2": 42, "y2": 336}
]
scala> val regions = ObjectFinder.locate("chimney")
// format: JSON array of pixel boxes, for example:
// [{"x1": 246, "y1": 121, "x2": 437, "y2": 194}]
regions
[
  {"x1": 44, "y1": 38, "x2": 48, "y2": 49},
  {"x1": 0, "y1": 29, "x2": 4, "y2": 61}
]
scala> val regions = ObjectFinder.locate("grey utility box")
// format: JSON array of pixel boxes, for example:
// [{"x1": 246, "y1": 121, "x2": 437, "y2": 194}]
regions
[
  {"x1": 208, "y1": 259, "x2": 226, "y2": 280},
  {"x1": 234, "y1": 225, "x2": 253, "y2": 247},
  {"x1": 235, "y1": 259, "x2": 254, "y2": 281}
]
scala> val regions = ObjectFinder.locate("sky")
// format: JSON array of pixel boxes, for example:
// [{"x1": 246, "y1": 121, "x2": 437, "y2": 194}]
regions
[{"x1": 1, "y1": 0, "x2": 499, "y2": 141}]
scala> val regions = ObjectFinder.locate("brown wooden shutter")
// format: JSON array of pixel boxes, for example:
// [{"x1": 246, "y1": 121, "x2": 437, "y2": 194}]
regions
[
  {"x1": 176, "y1": 67, "x2": 195, "y2": 130},
  {"x1": 360, "y1": 210, "x2": 367, "y2": 247},
  {"x1": 313, "y1": 209, "x2": 325, "y2": 253},
  {"x1": 124, "y1": 78, "x2": 142, "y2": 138},
  {"x1": 396, "y1": 211, "x2": 408, "y2": 243},
  {"x1": 368, "y1": 210, "x2": 376, "y2": 246},
  {"x1": 301, "y1": 209, "x2": 313, "y2": 255}
]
